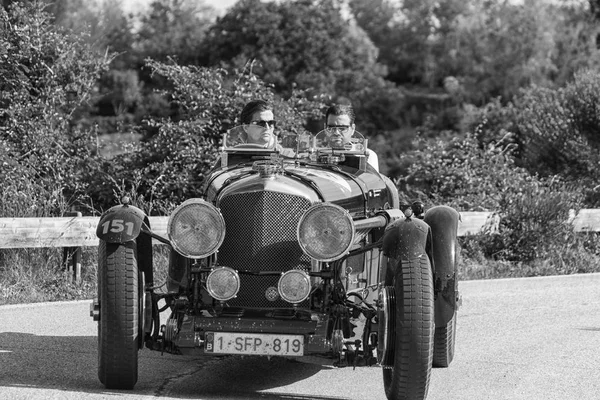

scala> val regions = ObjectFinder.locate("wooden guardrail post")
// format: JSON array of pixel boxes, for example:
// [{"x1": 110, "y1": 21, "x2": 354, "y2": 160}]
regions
[{"x1": 62, "y1": 211, "x2": 83, "y2": 284}]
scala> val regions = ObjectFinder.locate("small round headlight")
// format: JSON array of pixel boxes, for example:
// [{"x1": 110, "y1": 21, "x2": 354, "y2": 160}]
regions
[
  {"x1": 278, "y1": 270, "x2": 311, "y2": 304},
  {"x1": 168, "y1": 198, "x2": 226, "y2": 259},
  {"x1": 297, "y1": 203, "x2": 355, "y2": 261},
  {"x1": 206, "y1": 267, "x2": 240, "y2": 301}
]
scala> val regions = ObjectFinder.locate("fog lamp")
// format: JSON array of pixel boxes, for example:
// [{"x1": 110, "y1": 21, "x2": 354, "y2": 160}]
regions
[
  {"x1": 168, "y1": 198, "x2": 225, "y2": 259},
  {"x1": 297, "y1": 202, "x2": 355, "y2": 261},
  {"x1": 278, "y1": 270, "x2": 311, "y2": 304},
  {"x1": 206, "y1": 267, "x2": 240, "y2": 301}
]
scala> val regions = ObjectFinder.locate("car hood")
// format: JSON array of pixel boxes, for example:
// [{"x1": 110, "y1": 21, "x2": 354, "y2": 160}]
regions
[{"x1": 204, "y1": 162, "x2": 386, "y2": 216}]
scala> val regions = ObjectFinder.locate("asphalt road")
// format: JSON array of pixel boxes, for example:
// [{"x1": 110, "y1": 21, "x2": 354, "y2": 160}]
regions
[{"x1": 1, "y1": 273, "x2": 599, "y2": 400}]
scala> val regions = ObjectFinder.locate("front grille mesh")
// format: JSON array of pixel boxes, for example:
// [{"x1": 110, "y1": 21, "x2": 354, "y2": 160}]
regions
[{"x1": 217, "y1": 191, "x2": 312, "y2": 308}]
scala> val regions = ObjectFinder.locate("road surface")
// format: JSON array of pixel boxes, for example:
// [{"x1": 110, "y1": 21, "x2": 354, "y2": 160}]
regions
[{"x1": 1, "y1": 273, "x2": 599, "y2": 399}]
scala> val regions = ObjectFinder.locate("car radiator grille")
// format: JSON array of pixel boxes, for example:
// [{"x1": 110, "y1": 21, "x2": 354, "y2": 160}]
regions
[{"x1": 217, "y1": 191, "x2": 312, "y2": 308}]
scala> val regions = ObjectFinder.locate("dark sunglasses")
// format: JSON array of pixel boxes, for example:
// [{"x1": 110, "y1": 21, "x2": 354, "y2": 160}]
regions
[
  {"x1": 326, "y1": 125, "x2": 351, "y2": 131},
  {"x1": 251, "y1": 120, "x2": 277, "y2": 128}
]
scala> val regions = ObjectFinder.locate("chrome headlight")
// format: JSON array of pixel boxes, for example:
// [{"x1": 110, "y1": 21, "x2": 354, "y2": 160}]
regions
[
  {"x1": 278, "y1": 270, "x2": 311, "y2": 304},
  {"x1": 297, "y1": 202, "x2": 355, "y2": 261},
  {"x1": 206, "y1": 266, "x2": 240, "y2": 301},
  {"x1": 168, "y1": 198, "x2": 226, "y2": 259}
]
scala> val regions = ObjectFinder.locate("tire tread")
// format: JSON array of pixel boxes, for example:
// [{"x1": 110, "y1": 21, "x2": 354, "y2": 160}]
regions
[
  {"x1": 98, "y1": 240, "x2": 139, "y2": 390},
  {"x1": 383, "y1": 256, "x2": 434, "y2": 400}
]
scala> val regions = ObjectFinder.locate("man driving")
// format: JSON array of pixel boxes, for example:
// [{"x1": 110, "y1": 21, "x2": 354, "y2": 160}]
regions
[{"x1": 241, "y1": 99, "x2": 277, "y2": 147}]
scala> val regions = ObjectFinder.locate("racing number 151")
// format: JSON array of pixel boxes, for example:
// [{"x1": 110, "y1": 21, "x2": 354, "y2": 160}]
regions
[{"x1": 101, "y1": 219, "x2": 135, "y2": 236}]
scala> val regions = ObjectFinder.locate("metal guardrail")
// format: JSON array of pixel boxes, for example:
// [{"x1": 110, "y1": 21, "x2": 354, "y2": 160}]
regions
[
  {"x1": 0, "y1": 211, "x2": 500, "y2": 283},
  {"x1": 9, "y1": 209, "x2": 600, "y2": 282},
  {"x1": 4, "y1": 209, "x2": 597, "y2": 283},
  {"x1": 0, "y1": 212, "x2": 504, "y2": 250}
]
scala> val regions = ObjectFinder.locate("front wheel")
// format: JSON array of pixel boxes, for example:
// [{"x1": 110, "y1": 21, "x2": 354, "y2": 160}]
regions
[
  {"x1": 383, "y1": 256, "x2": 434, "y2": 400},
  {"x1": 98, "y1": 240, "x2": 140, "y2": 389}
]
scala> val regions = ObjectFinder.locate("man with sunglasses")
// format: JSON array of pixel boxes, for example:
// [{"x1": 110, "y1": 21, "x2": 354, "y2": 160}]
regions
[
  {"x1": 241, "y1": 99, "x2": 278, "y2": 147},
  {"x1": 324, "y1": 104, "x2": 379, "y2": 171}
]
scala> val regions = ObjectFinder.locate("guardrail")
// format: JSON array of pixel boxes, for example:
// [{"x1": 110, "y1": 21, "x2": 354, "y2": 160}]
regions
[
  {"x1": 0, "y1": 212, "x2": 502, "y2": 249},
  {"x1": 2, "y1": 210, "x2": 598, "y2": 282}
]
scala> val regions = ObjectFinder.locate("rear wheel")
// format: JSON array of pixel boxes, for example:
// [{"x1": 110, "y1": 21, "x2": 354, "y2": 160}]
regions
[
  {"x1": 433, "y1": 311, "x2": 457, "y2": 367},
  {"x1": 98, "y1": 240, "x2": 140, "y2": 389},
  {"x1": 383, "y1": 256, "x2": 434, "y2": 400}
]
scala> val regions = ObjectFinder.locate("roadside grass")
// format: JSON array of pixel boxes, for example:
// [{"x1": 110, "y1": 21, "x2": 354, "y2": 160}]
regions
[
  {"x1": 458, "y1": 233, "x2": 600, "y2": 280},
  {"x1": 458, "y1": 255, "x2": 600, "y2": 280},
  {"x1": 0, "y1": 248, "x2": 95, "y2": 305},
  {"x1": 2, "y1": 240, "x2": 600, "y2": 305},
  {"x1": 0, "y1": 245, "x2": 171, "y2": 306}
]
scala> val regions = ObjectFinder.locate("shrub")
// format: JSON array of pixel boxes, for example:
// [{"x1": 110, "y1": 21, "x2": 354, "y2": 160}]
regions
[
  {"x1": 400, "y1": 128, "x2": 523, "y2": 211},
  {"x1": 0, "y1": 2, "x2": 110, "y2": 217},
  {"x1": 511, "y1": 69, "x2": 600, "y2": 184},
  {"x1": 401, "y1": 119, "x2": 583, "y2": 264}
]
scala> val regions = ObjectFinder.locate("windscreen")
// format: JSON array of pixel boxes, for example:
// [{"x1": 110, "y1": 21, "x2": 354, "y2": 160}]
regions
[{"x1": 223, "y1": 125, "x2": 314, "y2": 158}]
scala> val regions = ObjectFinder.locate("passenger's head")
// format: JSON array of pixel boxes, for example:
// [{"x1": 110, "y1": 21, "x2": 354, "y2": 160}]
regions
[
  {"x1": 324, "y1": 104, "x2": 355, "y2": 146},
  {"x1": 241, "y1": 100, "x2": 277, "y2": 146}
]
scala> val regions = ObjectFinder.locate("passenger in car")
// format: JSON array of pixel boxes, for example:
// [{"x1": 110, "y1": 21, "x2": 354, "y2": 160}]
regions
[{"x1": 324, "y1": 104, "x2": 380, "y2": 171}]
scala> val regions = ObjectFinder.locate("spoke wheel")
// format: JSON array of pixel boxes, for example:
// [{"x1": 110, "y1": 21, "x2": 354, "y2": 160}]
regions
[
  {"x1": 98, "y1": 240, "x2": 140, "y2": 390},
  {"x1": 383, "y1": 256, "x2": 434, "y2": 400}
]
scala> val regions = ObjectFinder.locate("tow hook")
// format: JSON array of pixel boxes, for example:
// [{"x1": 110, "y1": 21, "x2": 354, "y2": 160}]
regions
[{"x1": 90, "y1": 299, "x2": 100, "y2": 321}]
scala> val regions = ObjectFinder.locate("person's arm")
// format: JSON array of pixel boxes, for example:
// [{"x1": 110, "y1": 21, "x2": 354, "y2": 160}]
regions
[{"x1": 366, "y1": 148, "x2": 379, "y2": 172}]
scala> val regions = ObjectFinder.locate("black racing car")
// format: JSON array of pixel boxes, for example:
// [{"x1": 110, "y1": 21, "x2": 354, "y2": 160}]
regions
[{"x1": 91, "y1": 126, "x2": 460, "y2": 400}]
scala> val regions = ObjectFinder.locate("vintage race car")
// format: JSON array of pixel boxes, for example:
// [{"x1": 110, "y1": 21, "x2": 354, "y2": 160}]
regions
[{"x1": 91, "y1": 125, "x2": 460, "y2": 400}]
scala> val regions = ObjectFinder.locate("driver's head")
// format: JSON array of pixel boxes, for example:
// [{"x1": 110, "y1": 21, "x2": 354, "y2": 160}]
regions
[
  {"x1": 241, "y1": 100, "x2": 276, "y2": 146},
  {"x1": 324, "y1": 104, "x2": 355, "y2": 147}
]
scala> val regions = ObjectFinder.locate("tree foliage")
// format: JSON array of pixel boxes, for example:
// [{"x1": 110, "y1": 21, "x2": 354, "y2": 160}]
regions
[
  {"x1": 204, "y1": 0, "x2": 381, "y2": 92},
  {"x1": 401, "y1": 127, "x2": 582, "y2": 263},
  {"x1": 0, "y1": 1, "x2": 110, "y2": 216},
  {"x1": 351, "y1": 0, "x2": 600, "y2": 106},
  {"x1": 511, "y1": 69, "x2": 600, "y2": 192},
  {"x1": 136, "y1": 0, "x2": 217, "y2": 66}
]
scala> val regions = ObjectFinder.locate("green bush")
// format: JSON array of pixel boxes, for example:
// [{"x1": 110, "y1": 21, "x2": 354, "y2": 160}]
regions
[
  {"x1": 401, "y1": 117, "x2": 584, "y2": 265},
  {"x1": 0, "y1": 2, "x2": 110, "y2": 217},
  {"x1": 400, "y1": 128, "x2": 523, "y2": 211},
  {"x1": 511, "y1": 69, "x2": 600, "y2": 188}
]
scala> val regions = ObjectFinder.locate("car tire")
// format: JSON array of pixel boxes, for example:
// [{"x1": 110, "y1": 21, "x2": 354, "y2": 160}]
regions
[
  {"x1": 433, "y1": 311, "x2": 457, "y2": 367},
  {"x1": 98, "y1": 240, "x2": 140, "y2": 390},
  {"x1": 383, "y1": 256, "x2": 434, "y2": 400}
]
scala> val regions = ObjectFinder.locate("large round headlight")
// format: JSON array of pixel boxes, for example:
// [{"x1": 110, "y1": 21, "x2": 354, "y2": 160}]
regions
[
  {"x1": 206, "y1": 266, "x2": 240, "y2": 301},
  {"x1": 278, "y1": 270, "x2": 311, "y2": 304},
  {"x1": 168, "y1": 198, "x2": 226, "y2": 258},
  {"x1": 297, "y1": 203, "x2": 355, "y2": 261}
]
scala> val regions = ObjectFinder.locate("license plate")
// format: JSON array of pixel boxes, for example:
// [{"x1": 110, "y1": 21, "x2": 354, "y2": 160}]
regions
[{"x1": 204, "y1": 332, "x2": 304, "y2": 356}]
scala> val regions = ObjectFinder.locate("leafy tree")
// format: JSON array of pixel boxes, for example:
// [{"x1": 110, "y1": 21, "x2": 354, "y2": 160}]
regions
[
  {"x1": 350, "y1": 0, "x2": 469, "y2": 86},
  {"x1": 0, "y1": 1, "x2": 110, "y2": 216},
  {"x1": 550, "y1": 3, "x2": 600, "y2": 87},
  {"x1": 352, "y1": 0, "x2": 600, "y2": 108},
  {"x1": 203, "y1": 0, "x2": 381, "y2": 91},
  {"x1": 510, "y1": 69, "x2": 600, "y2": 190},
  {"x1": 96, "y1": 0, "x2": 139, "y2": 70},
  {"x1": 136, "y1": 0, "x2": 217, "y2": 67}
]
